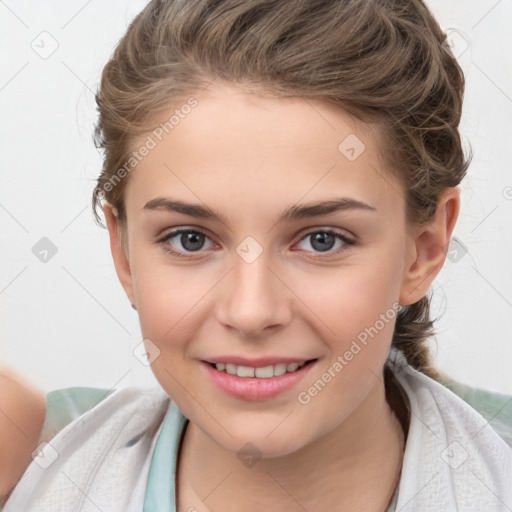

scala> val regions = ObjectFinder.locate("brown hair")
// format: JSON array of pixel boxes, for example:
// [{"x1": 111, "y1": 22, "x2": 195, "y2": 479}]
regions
[{"x1": 92, "y1": 0, "x2": 471, "y2": 380}]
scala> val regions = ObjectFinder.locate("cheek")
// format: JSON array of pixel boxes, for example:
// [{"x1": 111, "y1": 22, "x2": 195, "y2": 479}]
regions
[
  {"x1": 292, "y1": 271, "x2": 401, "y2": 439},
  {"x1": 294, "y1": 245, "x2": 404, "y2": 397},
  {"x1": 131, "y1": 257, "x2": 217, "y2": 352},
  {"x1": 302, "y1": 251, "x2": 403, "y2": 342},
  {"x1": 130, "y1": 263, "x2": 208, "y2": 401}
]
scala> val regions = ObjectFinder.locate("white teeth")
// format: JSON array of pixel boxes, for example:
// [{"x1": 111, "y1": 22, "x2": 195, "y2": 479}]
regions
[
  {"x1": 236, "y1": 365, "x2": 255, "y2": 378},
  {"x1": 225, "y1": 364, "x2": 237, "y2": 375},
  {"x1": 273, "y1": 363, "x2": 287, "y2": 376},
  {"x1": 255, "y1": 365, "x2": 274, "y2": 378},
  {"x1": 213, "y1": 360, "x2": 311, "y2": 378},
  {"x1": 286, "y1": 362, "x2": 299, "y2": 372}
]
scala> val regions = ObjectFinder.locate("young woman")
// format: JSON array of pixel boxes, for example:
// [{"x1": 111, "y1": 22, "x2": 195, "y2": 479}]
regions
[{"x1": 2, "y1": 0, "x2": 512, "y2": 510}]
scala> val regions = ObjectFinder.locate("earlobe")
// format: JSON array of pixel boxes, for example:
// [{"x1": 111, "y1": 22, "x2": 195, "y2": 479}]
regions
[
  {"x1": 103, "y1": 203, "x2": 136, "y2": 308},
  {"x1": 399, "y1": 188, "x2": 460, "y2": 305}
]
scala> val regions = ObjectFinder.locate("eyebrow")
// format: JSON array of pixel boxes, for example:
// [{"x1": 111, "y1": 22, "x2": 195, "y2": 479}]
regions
[{"x1": 143, "y1": 196, "x2": 377, "y2": 224}]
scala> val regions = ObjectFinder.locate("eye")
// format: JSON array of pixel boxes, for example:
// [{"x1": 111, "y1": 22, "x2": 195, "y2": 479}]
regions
[
  {"x1": 293, "y1": 229, "x2": 355, "y2": 257},
  {"x1": 157, "y1": 228, "x2": 215, "y2": 258},
  {"x1": 157, "y1": 227, "x2": 355, "y2": 259}
]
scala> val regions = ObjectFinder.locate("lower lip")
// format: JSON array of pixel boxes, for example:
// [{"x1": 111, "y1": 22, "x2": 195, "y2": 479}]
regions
[{"x1": 200, "y1": 360, "x2": 317, "y2": 401}]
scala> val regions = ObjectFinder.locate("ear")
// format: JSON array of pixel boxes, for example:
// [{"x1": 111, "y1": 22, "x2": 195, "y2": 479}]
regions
[
  {"x1": 103, "y1": 203, "x2": 136, "y2": 308},
  {"x1": 399, "y1": 187, "x2": 460, "y2": 305}
]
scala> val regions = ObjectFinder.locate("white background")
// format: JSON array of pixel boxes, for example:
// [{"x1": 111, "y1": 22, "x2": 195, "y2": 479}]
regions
[{"x1": 1, "y1": 1, "x2": 511, "y2": 394}]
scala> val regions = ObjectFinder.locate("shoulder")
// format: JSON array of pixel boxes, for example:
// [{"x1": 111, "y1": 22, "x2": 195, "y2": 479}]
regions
[
  {"x1": 0, "y1": 370, "x2": 46, "y2": 506},
  {"x1": 434, "y1": 374, "x2": 512, "y2": 449},
  {"x1": 388, "y1": 354, "x2": 512, "y2": 509},
  {"x1": 410, "y1": 370, "x2": 512, "y2": 449},
  {"x1": 41, "y1": 385, "x2": 170, "y2": 436},
  {"x1": 387, "y1": 348, "x2": 512, "y2": 448},
  {"x1": 38, "y1": 385, "x2": 167, "y2": 445},
  {"x1": 38, "y1": 386, "x2": 114, "y2": 444},
  {"x1": 2, "y1": 385, "x2": 171, "y2": 512}
]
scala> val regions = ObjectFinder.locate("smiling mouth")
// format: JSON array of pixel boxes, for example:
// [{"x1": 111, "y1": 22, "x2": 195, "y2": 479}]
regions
[{"x1": 205, "y1": 359, "x2": 318, "y2": 378}]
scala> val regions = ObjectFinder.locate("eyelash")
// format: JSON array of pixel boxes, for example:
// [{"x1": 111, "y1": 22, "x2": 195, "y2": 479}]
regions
[{"x1": 156, "y1": 227, "x2": 356, "y2": 259}]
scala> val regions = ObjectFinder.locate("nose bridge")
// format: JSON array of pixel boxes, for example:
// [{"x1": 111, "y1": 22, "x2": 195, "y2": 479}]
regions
[{"x1": 218, "y1": 245, "x2": 290, "y2": 337}]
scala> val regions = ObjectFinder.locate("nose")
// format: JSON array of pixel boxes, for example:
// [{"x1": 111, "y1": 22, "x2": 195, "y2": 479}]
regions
[{"x1": 216, "y1": 250, "x2": 292, "y2": 339}]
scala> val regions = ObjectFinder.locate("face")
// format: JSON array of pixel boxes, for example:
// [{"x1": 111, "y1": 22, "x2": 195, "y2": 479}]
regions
[{"x1": 107, "y1": 81, "x2": 442, "y2": 457}]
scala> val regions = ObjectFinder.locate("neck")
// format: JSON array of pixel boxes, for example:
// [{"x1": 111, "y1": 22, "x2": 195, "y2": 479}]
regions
[{"x1": 176, "y1": 374, "x2": 406, "y2": 512}]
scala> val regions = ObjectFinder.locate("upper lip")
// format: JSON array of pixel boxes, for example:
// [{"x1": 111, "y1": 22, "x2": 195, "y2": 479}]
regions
[{"x1": 202, "y1": 356, "x2": 317, "y2": 367}]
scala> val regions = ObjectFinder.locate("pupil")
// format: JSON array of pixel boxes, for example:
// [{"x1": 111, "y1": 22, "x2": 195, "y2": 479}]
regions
[
  {"x1": 182, "y1": 232, "x2": 204, "y2": 251},
  {"x1": 311, "y1": 232, "x2": 335, "y2": 252}
]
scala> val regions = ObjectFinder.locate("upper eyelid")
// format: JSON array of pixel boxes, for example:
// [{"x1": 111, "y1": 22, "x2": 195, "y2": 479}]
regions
[{"x1": 157, "y1": 226, "x2": 217, "y2": 244}]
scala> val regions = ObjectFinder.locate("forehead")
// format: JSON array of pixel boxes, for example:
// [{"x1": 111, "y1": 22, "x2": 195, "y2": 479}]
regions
[{"x1": 124, "y1": 82, "x2": 405, "y2": 222}]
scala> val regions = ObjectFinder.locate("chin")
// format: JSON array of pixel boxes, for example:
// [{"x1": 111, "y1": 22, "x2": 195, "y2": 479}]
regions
[
  {"x1": 230, "y1": 436, "x2": 304, "y2": 461},
  {"x1": 205, "y1": 418, "x2": 312, "y2": 460}
]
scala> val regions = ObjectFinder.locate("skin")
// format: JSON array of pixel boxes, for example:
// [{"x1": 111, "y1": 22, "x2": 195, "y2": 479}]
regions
[
  {"x1": 104, "y1": 81, "x2": 460, "y2": 511},
  {"x1": 0, "y1": 364, "x2": 46, "y2": 503}
]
